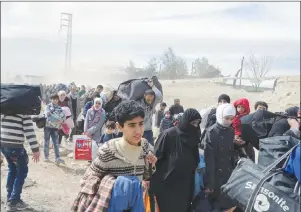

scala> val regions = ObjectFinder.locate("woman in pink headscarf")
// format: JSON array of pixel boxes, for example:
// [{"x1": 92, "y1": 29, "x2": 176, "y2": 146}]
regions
[{"x1": 83, "y1": 98, "x2": 106, "y2": 159}]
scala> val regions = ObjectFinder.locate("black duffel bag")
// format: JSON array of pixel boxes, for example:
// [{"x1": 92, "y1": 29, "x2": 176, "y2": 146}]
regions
[
  {"x1": 258, "y1": 136, "x2": 300, "y2": 170},
  {"x1": 1, "y1": 84, "x2": 42, "y2": 115},
  {"x1": 116, "y1": 76, "x2": 163, "y2": 101},
  {"x1": 240, "y1": 110, "x2": 282, "y2": 150},
  {"x1": 221, "y1": 145, "x2": 300, "y2": 212}
]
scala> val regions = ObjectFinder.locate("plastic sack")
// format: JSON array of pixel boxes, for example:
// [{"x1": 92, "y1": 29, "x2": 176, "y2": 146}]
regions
[
  {"x1": 92, "y1": 140, "x2": 99, "y2": 160},
  {"x1": 61, "y1": 106, "x2": 74, "y2": 129}
]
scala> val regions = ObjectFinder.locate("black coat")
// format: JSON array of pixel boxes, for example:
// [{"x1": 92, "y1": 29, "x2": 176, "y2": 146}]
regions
[
  {"x1": 203, "y1": 123, "x2": 236, "y2": 210},
  {"x1": 268, "y1": 118, "x2": 290, "y2": 137},
  {"x1": 151, "y1": 127, "x2": 199, "y2": 212}
]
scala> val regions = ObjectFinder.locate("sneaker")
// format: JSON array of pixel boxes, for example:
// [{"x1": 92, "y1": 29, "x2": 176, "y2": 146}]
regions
[
  {"x1": 55, "y1": 158, "x2": 65, "y2": 165},
  {"x1": 6, "y1": 200, "x2": 28, "y2": 211},
  {"x1": 6, "y1": 201, "x2": 17, "y2": 212},
  {"x1": 15, "y1": 200, "x2": 29, "y2": 210},
  {"x1": 44, "y1": 158, "x2": 50, "y2": 162}
]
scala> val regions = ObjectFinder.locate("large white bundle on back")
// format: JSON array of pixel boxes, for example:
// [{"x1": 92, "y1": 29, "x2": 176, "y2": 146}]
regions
[{"x1": 199, "y1": 105, "x2": 216, "y2": 130}]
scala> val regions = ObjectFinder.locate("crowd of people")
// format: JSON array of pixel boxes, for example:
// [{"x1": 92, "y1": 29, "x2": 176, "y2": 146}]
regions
[{"x1": 0, "y1": 80, "x2": 300, "y2": 212}]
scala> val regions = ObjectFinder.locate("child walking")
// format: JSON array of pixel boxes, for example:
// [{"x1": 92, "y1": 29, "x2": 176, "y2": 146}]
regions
[
  {"x1": 44, "y1": 94, "x2": 66, "y2": 164},
  {"x1": 203, "y1": 103, "x2": 237, "y2": 211}
]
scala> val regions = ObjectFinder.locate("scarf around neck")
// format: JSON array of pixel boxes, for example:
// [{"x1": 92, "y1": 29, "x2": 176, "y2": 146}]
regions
[{"x1": 70, "y1": 92, "x2": 78, "y2": 99}]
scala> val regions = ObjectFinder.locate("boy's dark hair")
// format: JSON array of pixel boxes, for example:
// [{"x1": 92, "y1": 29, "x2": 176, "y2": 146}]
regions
[
  {"x1": 255, "y1": 101, "x2": 268, "y2": 110},
  {"x1": 92, "y1": 92, "x2": 101, "y2": 99},
  {"x1": 105, "y1": 121, "x2": 116, "y2": 129},
  {"x1": 144, "y1": 89, "x2": 155, "y2": 96},
  {"x1": 114, "y1": 100, "x2": 145, "y2": 127},
  {"x1": 50, "y1": 94, "x2": 59, "y2": 100},
  {"x1": 97, "y1": 85, "x2": 103, "y2": 89},
  {"x1": 160, "y1": 102, "x2": 167, "y2": 107},
  {"x1": 218, "y1": 94, "x2": 231, "y2": 103}
]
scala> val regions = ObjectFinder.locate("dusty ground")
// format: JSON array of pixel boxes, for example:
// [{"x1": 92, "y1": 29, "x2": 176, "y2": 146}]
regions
[{"x1": 1, "y1": 77, "x2": 300, "y2": 211}]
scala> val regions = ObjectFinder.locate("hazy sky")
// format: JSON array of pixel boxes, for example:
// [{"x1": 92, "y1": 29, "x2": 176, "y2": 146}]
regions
[{"x1": 1, "y1": 2, "x2": 300, "y2": 76}]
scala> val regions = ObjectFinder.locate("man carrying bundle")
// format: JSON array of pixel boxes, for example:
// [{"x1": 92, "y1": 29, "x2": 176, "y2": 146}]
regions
[
  {"x1": 1, "y1": 83, "x2": 41, "y2": 211},
  {"x1": 137, "y1": 80, "x2": 163, "y2": 146},
  {"x1": 1, "y1": 115, "x2": 40, "y2": 211}
]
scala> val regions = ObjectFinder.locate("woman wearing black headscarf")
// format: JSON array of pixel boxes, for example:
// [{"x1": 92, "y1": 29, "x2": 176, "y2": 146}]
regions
[{"x1": 150, "y1": 108, "x2": 202, "y2": 212}]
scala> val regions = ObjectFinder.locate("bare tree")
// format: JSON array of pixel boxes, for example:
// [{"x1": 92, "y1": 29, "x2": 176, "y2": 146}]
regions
[{"x1": 247, "y1": 53, "x2": 273, "y2": 91}]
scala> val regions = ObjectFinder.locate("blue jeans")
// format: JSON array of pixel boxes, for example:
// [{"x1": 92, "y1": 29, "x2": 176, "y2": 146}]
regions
[
  {"x1": 44, "y1": 127, "x2": 60, "y2": 159},
  {"x1": 143, "y1": 130, "x2": 154, "y2": 146},
  {"x1": 1, "y1": 148, "x2": 29, "y2": 201}
]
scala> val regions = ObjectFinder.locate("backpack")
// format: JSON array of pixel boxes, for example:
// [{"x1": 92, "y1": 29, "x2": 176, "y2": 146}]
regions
[
  {"x1": 1, "y1": 84, "x2": 42, "y2": 115},
  {"x1": 116, "y1": 76, "x2": 163, "y2": 101}
]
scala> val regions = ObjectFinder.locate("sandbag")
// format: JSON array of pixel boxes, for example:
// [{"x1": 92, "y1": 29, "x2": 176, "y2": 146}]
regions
[
  {"x1": 258, "y1": 136, "x2": 300, "y2": 170},
  {"x1": 240, "y1": 110, "x2": 280, "y2": 150},
  {"x1": 116, "y1": 76, "x2": 163, "y2": 101},
  {"x1": 1, "y1": 84, "x2": 42, "y2": 115},
  {"x1": 221, "y1": 145, "x2": 300, "y2": 212}
]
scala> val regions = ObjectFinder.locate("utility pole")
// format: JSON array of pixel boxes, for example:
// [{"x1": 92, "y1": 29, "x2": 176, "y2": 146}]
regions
[
  {"x1": 59, "y1": 13, "x2": 72, "y2": 75},
  {"x1": 239, "y1": 57, "x2": 244, "y2": 88}
]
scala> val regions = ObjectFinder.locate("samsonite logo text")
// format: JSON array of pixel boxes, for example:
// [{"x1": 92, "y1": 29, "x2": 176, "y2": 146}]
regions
[{"x1": 245, "y1": 181, "x2": 289, "y2": 212}]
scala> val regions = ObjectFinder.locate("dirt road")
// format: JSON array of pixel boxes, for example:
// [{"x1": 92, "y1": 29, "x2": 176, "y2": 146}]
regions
[{"x1": 1, "y1": 142, "x2": 89, "y2": 212}]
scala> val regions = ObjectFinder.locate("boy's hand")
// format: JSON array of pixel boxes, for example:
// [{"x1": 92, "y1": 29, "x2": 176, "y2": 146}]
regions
[
  {"x1": 32, "y1": 152, "x2": 40, "y2": 163},
  {"x1": 234, "y1": 136, "x2": 245, "y2": 145},
  {"x1": 146, "y1": 151, "x2": 157, "y2": 167},
  {"x1": 142, "y1": 180, "x2": 150, "y2": 191}
]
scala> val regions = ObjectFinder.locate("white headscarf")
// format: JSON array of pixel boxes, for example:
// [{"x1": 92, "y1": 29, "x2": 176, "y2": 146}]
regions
[
  {"x1": 93, "y1": 97, "x2": 103, "y2": 111},
  {"x1": 58, "y1": 90, "x2": 66, "y2": 102},
  {"x1": 216, "y1": 103, "x2": 236, "y2": 126}
]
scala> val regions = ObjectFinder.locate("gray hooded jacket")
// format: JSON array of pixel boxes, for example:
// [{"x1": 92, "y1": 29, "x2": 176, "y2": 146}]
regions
[{"x1": 137, "y1": 85, "x2": 163, "y2": 131}]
